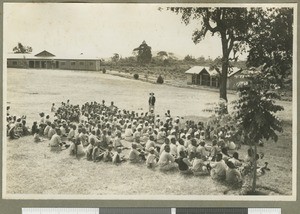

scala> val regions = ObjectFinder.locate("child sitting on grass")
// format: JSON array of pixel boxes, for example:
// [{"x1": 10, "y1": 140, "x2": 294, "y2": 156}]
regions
[
  {"x1": 158, "y1": 145, "x2": 178, "y2": 172},
  {"x1": 33, "y1": 129, "x2": 44, "y2": 143},
  {"x1": 146, "y1": 147, "x2": 157, "y2": 168},
  {"x1": 128, "y1": 143, "x2": 145, "y2": 163},
  {"x1": 226, "y1": 161, "x2": 242, "y2": 186},
  {"x1": 175, "y1": 151, "x2": 192, "y2": 174},
  {"x1": 192, "y1": 153, "x2": 209, "y2": 176},
  {"x1": 112, "y1": 147, "x2": 126, "y2": 165},
  {"x1": 210, "y1": 153, "x2": 227, "y2": 181}
]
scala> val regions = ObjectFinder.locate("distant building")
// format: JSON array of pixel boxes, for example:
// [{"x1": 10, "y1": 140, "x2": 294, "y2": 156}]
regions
[
  {"x1": 185, "y1": 66, "x2": 219, "y2": 87},
  {"x1": 7, "y1": 50, "x2": 101, "y2": 71},
  {"x1": 185, "y1": 66, "x2": 242, "y2": 90}
]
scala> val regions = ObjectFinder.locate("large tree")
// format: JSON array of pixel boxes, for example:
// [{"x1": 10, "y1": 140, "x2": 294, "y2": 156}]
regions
[
  {"x1": 168, "y1": 7, "x2": 293, "y2": 102},
  {"x1": 133, "y1": 40, "x2": 152, "y2": 64},
  {"x1": 13, "y1": 42, "x2": 32, "y2": 53},
  {"x1": 169, "y1": 7, "x2": 251, "y2": 102}
]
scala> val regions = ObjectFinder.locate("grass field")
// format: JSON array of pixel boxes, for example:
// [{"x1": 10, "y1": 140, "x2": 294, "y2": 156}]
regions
[{"x1": 4, "y1": 68, "x2": 293, "y2": 197}]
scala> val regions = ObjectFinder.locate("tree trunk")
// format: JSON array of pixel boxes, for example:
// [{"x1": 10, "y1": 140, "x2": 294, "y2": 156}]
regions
[
  {"x1": 252, "y1": 143, "x2": 257, "y2": 193},
  {"x1": 219, "y1": 62, "x2": 228, "y2": 102},
  {"x1": 220, "y1": 31, "x2": 229, "y2": 104}
]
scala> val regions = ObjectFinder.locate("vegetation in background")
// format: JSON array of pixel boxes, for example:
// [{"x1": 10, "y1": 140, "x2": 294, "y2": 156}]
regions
[
  {"x1": 13, "y1": 42, "x2": 32, "y2": 54},
  {"x1": 167, "y1": 7, "x2": 293, "y2": 106}
]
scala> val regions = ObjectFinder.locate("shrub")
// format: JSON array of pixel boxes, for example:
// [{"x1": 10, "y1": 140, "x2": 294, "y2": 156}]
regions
[
  {"x1": 102, "y1": 68, "x2": 106, "y2": 73},
  {"x1": 133, "y1": 73, "x2": 139, "y2": 79},
  {"x1": 157, "y1": 75, "x2": 164, "y2": 84}
]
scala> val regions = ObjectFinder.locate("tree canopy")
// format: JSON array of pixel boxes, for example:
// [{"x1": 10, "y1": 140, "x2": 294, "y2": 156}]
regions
[
  {"x1": 133, "y1": 41, "x2": 152, "y2": 64},
  {"x1": 168, "y1": 7, "x2": 293, "y2": 102},
  {"x1": 246, "y1": 8, "x2": 293, "y2": 88},
  {"x1": 13, "y1": 42, "x2": 32, "y2": 54}
]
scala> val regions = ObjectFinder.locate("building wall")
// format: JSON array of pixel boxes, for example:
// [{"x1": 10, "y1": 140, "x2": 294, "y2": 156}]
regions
[
  {"x1": 7, "y1": 59, "x2": 28, "y2": 68},
  {"x1": 186, "y1": 74, "x2": 193, "y2": 84},
  {"x1": 7, "y1": 58, "x2": 101, "y2": 71}
]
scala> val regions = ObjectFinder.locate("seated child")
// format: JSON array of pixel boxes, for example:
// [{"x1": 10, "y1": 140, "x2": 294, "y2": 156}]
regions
[
  {"x1": 210, "y1": 153, "x2": 227, "y2": 181},
  {"x1": 146, "y1": 147, "x2": 157, "y2": 168},
  {"x1": 175, "y1": 151, "x2": 192, "y2": 174},
  {"x1": 112, "y1": 147, "x2": 126, "y2": 165},
  {"x1": 158, "y1": 145, "x2": 178, "y2": 171},
  {"x1": 103, "y1": 146, "x2": 114, "y2": 162},
  {"x1": 192, "y1": 153, "x2": 209, "y2": 176},
  {"x1": 33, "y1": 129, "x2": 44, "y2": 143},
  {"x1": 226, "y1": 161, "x2": 242, "y2": 186},
  {"x1": 69, "y1": 137, "x2": 86, "y2": 157},
  {"x1": 128, "y1": 143, "x2": 144, "y2": 163}
]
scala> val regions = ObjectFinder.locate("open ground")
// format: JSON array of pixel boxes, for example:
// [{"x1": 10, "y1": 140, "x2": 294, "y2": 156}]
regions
[{"x1": 4, "y1": 68, "x2": 293, "y2": 197}]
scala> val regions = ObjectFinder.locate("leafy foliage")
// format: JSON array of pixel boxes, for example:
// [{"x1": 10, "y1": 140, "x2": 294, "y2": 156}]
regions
[
  {"x1": 232, "y1": 69, "x2": 284, "y2": 193},
  {"x1": 246, "y1": 8, "x2": 293, "y2": 88},
  {"x1": 233, "y1": 71, "x2": 284, "y2": 143},
  {"x1": 133, "y1": 73, "x2": 139, "y2": 79},
  {"x1": 13, "y1": 42, "x2": 32, "y2": 53},
  {"x1": 156, "y1": 75, "x2": 164, "y2": 84},
  {"x1": 111, "y1": 53, "x2": 120, "y2": 63},
  {"x1": 167, "y1": 7, "x2": 293, "y2": 103},
  {"x1": 133, "y1": 41, "x2": 152, "y2": 64}
]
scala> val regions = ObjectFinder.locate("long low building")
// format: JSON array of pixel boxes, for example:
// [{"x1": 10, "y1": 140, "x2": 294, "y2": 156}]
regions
[{"x1": 7, "y1": 50, "x2": 102, "y2": 71}]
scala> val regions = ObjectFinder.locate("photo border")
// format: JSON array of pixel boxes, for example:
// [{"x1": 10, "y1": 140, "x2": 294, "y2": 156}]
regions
[{"x1": 0, "y1": 0, "x2": 299, "y2": 213}]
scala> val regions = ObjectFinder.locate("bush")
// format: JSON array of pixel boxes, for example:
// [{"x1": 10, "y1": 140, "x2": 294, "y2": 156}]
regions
[
  {"x1": 157, "y1": 75, "x2": 164, "y2": 84},
  {"x1": 102, "y1": 68, "x2": 106, "y2": 73},
  {"x1": 133, "y1": 73, "x2": 139, "y2": 79}
]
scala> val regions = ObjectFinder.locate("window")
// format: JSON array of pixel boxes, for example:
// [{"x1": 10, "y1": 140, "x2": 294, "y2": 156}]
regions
[
  {"x1": 12, "y1": 61, "x2": 17, "y2": 65},
  {"x1": 80, "y1": 61, "x2": 84, "y2": 65},
  {"x1": 60, "y1": 61, "x2": 66, "y2": 66},
  {"x1": 71, "y1": 61, "x2": 76, "y2": 66},
  {"x1": 89, "y1": 62, "x2": 94, "y2": 66}
]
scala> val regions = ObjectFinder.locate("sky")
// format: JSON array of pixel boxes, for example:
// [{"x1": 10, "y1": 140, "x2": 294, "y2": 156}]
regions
[{"x1": 4, "y1": 3, "x2": 229, "y2": 60}]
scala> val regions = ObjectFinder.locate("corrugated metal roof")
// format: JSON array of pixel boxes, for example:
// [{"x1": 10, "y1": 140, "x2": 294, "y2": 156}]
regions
[
  {"x1": 185, "y1": 66, "x2": 210, "y2": 74},
  {"x1": 185, "y1": 66, "x2": 219, "y2": 76},
  {"x1": 228, "y1": 67, "x2": 242, "y2": 77},
  {"x1": 185, "y1": 66, "x2": 243, "y2": 78},
  {"x1": 6, "y1": 53, "x2": 102, "y2": 60},
  {"x1": 6, "y1": 49, "x2": 102, "y2": 60}
]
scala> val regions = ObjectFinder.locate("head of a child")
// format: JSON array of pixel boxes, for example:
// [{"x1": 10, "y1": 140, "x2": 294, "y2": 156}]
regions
[
  {"x1": 200, "y1": 141, "x2": 205, "y2": 147},
  {"x1": 233, "y1": 152, "x2": 239, "y2": 160},
  {"x1": 191, "y1": 139, "x2": 197, "y2": 147},
  {"x1": 132, "y1": 143, "x2": 137, "y2": 150},
  {"x1": 149, "y1": 147, "x2": 155, "y2": 154},
  {"x1": 164, "y1": 137, "x2": 170, "y2": 145},
  {"x1": 179, "y1": 151, "x2": 186, "y2": 158},
  {"x1": 170, "y1": 137, "x2": 176, "y2": 145},
  {"x1": 216, "y1": 153, "x2": 223, "y2": 162},
  {"x1": 164, "y1": 145, "x2": 170, "y2": 153}
]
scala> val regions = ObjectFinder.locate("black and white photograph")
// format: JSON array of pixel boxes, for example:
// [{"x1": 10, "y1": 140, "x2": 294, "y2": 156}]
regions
[{"x1": 2, "y1": 3, "x2": 297, "y2": 200}]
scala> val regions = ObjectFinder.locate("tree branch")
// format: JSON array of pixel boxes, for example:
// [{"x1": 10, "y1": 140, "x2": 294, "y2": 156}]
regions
[{"x1": 203, "y1": 8, "x2": 219, "y2": 34}]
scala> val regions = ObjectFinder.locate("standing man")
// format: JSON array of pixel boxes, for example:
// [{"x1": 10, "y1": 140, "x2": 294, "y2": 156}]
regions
[{"x1": 148, "y1": 92, "x2": 156, "y2": 112}]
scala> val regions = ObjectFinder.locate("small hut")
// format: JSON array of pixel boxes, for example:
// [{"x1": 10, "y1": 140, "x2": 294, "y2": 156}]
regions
[{"x1": 185, "y1": 66, "x2": 219, "y2": 87}]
